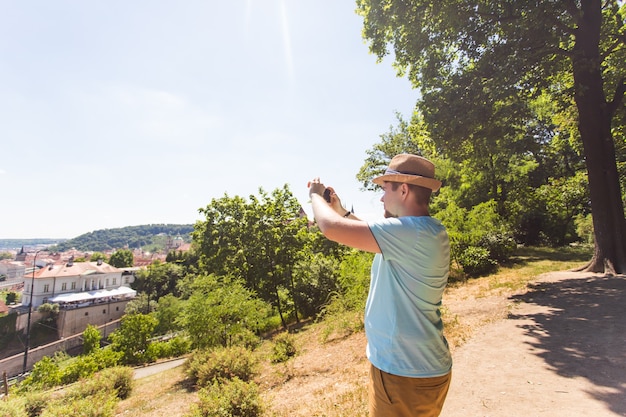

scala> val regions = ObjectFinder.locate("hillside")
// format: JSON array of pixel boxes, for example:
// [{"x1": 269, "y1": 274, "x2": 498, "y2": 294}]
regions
[{"x1": 50, "y1": 224, "x2": 194, "y2": 252}]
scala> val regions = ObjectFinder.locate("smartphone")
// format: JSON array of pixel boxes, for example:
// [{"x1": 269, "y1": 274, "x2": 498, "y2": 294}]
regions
[{"x1": 323, "y1": 188, "x2": 332, "y2": 203}]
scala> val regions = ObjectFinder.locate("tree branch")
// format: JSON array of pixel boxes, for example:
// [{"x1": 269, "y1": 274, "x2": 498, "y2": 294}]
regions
[{"x1": 607, "y1": 77, "x2": 626, "y2": 117}]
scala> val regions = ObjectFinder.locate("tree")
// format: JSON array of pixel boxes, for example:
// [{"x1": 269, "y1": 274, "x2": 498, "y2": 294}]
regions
[
  {"x1": 83, "y1": 324, "x2": 101, "y2": 354},
  {"x1": 109, "y1": 249, "x2": 134, "y2": 268},
  {"x1": 178, "y1": 275, "x2": 270, "y2": 349},
  {"x1": 357, "y1": 1, "x2": 626, "y2": 273},
  {"x1": 193, "y1": 185, "x2": 313, "y2": 327},
  {"x1": 109, "y1": 313, "x2": 157, "y2": 365},
  {"x1": 89, "y1": 252, "x2": 108, "y2": 263},
  {"x1": 133, "y1": 260, "x2": 184, "y2": 304}
]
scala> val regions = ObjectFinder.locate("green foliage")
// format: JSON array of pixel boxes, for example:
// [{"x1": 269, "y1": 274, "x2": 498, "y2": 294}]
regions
[
  {"x1": 477, "y1": 233, "x2": 517, "y2": 264},
  {"x1": 145, "y1": 336, "x2": 191, "y2": 361},
  {"x1": 89, "y1": 251, "x2": 109, "y2": 262},
  {"x1": 21, "y1": 356, "x2": 61, "y2": 390},
  {"x1": 575, "y1": 214, "x2": 594, "y2": 244},
  {"x1": 108, "y1": 248, "x2": 134, "y2": 267},
  {"x1": 190, "y1": 378, "x2": 263, "y2": 417},
  {"x1": 36, "y1": 303, "x2": 59, "y2": 315},
  {"x1": 153, "y1": 294, "x2": 185, "y2": 335},
  {"x1": 534, "y1": 172, "x2": 590, "y2": 246},
  {"x1": 60, "y1": 354, "x2": 101, "y2": 384},
  {"x1": 179, "y1": 275, "x2": 269, "y2": 350},
  {"x1": 270, "y1": 332, "x2": 297, "y2": 364},
  {"x1": 193, "y1": 185, "x2": 314, "y2": 326},
  {"x1": 292, "y1": 253, "x2": 341, "y2": 318},
  {"x1": 51, "y1": 224, "x2": 193, "y2": 252},
  {"x1": 65, "y1": 366, "x2": 134, "y2": 401},
  {"x1": 5, "y1": 291, "x2": 18, "y2": 304},
  {"x1": 456, "y1": 246, "x2": 498, "y2": 278},
  {"x1": 14, "y1": 366, "x2": 132, "y2": 417},
  {"x1": 0, "y1": 311, "x2": 17, "y2": 346},
  {"x1": 357, "y1": 0, "x2": 626, "y2": 271},
  {"x1": 109, "y1": 313, "x2": 158, "y2": 364},
  {"x1": 124, "y1": 292, "x2": 157, "y2": 315},
  {"x1": 315, "y1": 250, "x2": 372, "y2": 341},
  {"x1": 186, "y1": 346, "x2": 258, "y2": 387},
  {"x1": 83, "y1": 324, "x2": 101, "y2": 354},
  {"x1": 134, "y1": 260, "x2": 185, "y2": 301},
  {"x1": 435, "y1": 199, "x2": 516, "y2": 275},
  {"x1": 357, "y1": 112, "x2": 437, "y2": 191}
]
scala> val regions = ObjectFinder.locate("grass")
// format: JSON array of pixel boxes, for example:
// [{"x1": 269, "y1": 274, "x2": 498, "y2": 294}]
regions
[{"x1": 85, "y1": 246, "x2": 598, "y2": 416}]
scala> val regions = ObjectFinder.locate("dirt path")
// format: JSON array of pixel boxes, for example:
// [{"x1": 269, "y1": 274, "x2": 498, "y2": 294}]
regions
[{"x1": 441, "y1": 271, "x2": 626, "y2": 416}]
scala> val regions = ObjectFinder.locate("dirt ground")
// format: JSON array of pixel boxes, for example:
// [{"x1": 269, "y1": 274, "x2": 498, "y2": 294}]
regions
[
  {"x1": 261, "y1": 271, "x2": 626, "y2": 416},
  {"x1": 442, "y1": 271, "x2": 626, "y2": 416}
]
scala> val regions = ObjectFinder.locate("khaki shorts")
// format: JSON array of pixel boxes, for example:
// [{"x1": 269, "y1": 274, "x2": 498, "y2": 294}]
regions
[{"x1": 368, "y1": 364, "x2": 452, "y2": 417}]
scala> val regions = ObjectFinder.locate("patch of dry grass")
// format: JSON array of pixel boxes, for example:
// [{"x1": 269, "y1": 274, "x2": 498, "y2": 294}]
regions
[{"x1": 115, "y1": 366, "x2": 197, "y2": 417}]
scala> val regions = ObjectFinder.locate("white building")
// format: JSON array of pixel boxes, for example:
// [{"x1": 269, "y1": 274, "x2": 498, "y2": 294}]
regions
[
  {"x1": 0, "y1": 260, "x2": 25, "y2": 281},
  {"x1": 21, "y1": 258, "x2": 135, "y2": 308}
]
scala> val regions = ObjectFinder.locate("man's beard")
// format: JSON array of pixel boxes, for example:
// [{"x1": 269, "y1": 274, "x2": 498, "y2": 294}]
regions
[{"x1": 384, "y1": 210, "x2": 397, "y2": 218}]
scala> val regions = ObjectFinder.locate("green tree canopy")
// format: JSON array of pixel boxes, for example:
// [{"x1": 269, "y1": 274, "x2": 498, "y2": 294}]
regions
[
  {"x1": 109, "y1": 313, "x2": 157, "y2": 365},
  {"x1": 109, "y1": 249, "x2": 134, "y2": 268},
  {"x1": 177, "y1": 274, "x2": 270, "y2": 349},
  {"x1": 192, "y1": 185, "x2": 328, "y2": 327},
  {"x1": 357, "y1": 0, "x2": 626, "y2": 272}
]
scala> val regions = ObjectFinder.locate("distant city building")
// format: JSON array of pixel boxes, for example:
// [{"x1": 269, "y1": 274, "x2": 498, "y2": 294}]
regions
[{"x1": 21, "y1": 257, "x2": 136, "y2": 308}]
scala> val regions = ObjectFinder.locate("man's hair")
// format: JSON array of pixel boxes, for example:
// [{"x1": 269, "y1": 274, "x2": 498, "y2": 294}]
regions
[{"x1": 388, "y1": 182, "x2": 432, "y2": 206}]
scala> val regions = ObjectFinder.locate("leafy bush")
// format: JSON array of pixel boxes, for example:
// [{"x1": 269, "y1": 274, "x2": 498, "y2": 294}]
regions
[
  {"x1": 270, "y1": 332, "x2": 297, "y2": 364},
  {"x1": 58, "y1": 347, "x2": 122, "y2": 385},
  {"x1": 457, "y1": 246, "x2": 497, "y2": 277},
  {"x1": 20, "y1": 356, "x2": 61, "y2": 390},
  {"x1": 60, "y1": 353, "x2": 100, "y2": 384},
  {"x1": 316, "y1": 250, "x2": 370, "y2": 341},
  {"x1": 190, "y1": 377, "x2": 263, "y2": 417},
  {"x1": 477, "y1": 232, "x2": 517, "y2": 263},
  {"x1": 66, "y1": 366, "x2": 134, "y2": 401},
  {"x1": 83, "y1": 324, "x2": 102, "y2": 354},
  {"x1": 575, "y1": 213, "x2": 594, "y2": 244},
  {"x1": 186, "y1": 346, "x2": 258, "y2": 387}
]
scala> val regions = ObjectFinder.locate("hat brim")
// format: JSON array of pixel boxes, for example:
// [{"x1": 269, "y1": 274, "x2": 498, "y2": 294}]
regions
[{"x1": 372, "y1": 174, "x2": 442, "y2": 192}]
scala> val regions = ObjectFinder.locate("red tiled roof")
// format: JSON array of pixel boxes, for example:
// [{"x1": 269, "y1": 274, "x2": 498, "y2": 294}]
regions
[{"x1": 35, "y1": 261, "x2": 121, "y2": 279}]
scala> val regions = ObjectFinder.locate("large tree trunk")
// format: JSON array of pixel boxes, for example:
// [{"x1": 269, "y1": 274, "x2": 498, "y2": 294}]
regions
[{"x1": 573, "y1": 1, "x2": 626, "y2": 274}]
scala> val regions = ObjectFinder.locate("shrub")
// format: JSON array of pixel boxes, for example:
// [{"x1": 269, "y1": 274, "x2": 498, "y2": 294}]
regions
[
  {"x1": 191, "y1": 377, "x2": 263, "y2": 417},
  {"x1": 457, "y1": 246, "x2": 497, "y2": 277},
  {"x1": 270, "y1": 332, "x2": 297, "y2": 364},
  {"x1": 66, "y1": 366, "x2": 134, "y2": 401},
  {"x1": 83, "y1": 324, "x2": 102, "y2": 354},
  {"x1": 186, "y1": 346, "x2": 257, "y2": 387},
  {"x1": 60, "y1": 354, "x2": 100, "y2": 385},
  {"x1": 575, "y1": 213, "x2": 594, "y2": 244},
  {"x1": 21, "y1": 356, "x2": 61, "y2": 390},
  {"x1": 477, "y1": 232, "x2": 517, "y2": 263}
]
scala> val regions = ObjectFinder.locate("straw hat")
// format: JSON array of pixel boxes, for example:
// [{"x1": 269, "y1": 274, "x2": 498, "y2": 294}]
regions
[{"x1": 372, "y1": 154, "x2": 442, "y2": 191}]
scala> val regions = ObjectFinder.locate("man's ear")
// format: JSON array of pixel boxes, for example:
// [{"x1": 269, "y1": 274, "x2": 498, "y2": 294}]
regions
[{"x1": 400, "y1": 183, "x2": 409, "y2": 198}]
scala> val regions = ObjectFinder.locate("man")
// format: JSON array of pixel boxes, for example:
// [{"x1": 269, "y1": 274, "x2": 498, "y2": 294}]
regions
[{"x1": 308, "y1": 154, "x2": 452, "y2": 417}]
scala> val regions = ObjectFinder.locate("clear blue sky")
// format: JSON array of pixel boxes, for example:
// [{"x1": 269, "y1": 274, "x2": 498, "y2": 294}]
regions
[{"x1": 0, "y1": 1, "x2": 418, "y2": 239}]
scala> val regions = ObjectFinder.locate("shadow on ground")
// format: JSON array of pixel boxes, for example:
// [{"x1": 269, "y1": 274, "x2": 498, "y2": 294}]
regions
[{"x1": 510, "y1": 274, "x2": 626, "y2": 416}]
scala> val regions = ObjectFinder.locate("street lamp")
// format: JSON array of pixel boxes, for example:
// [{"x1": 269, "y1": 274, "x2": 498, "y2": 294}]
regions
[{"x1": 22, "y1": 250, "x2": 41, "y2": 375}]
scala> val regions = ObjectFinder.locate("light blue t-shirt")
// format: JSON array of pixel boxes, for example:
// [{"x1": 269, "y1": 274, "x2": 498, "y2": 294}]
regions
[{"x1": 366, "y1": 216, "x2": 452, "y2": 378}]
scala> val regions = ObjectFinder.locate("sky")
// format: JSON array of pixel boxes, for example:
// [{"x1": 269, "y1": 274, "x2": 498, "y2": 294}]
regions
[{"x1": 0, "y1": 1, "x2": 418, "y2": 239}]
